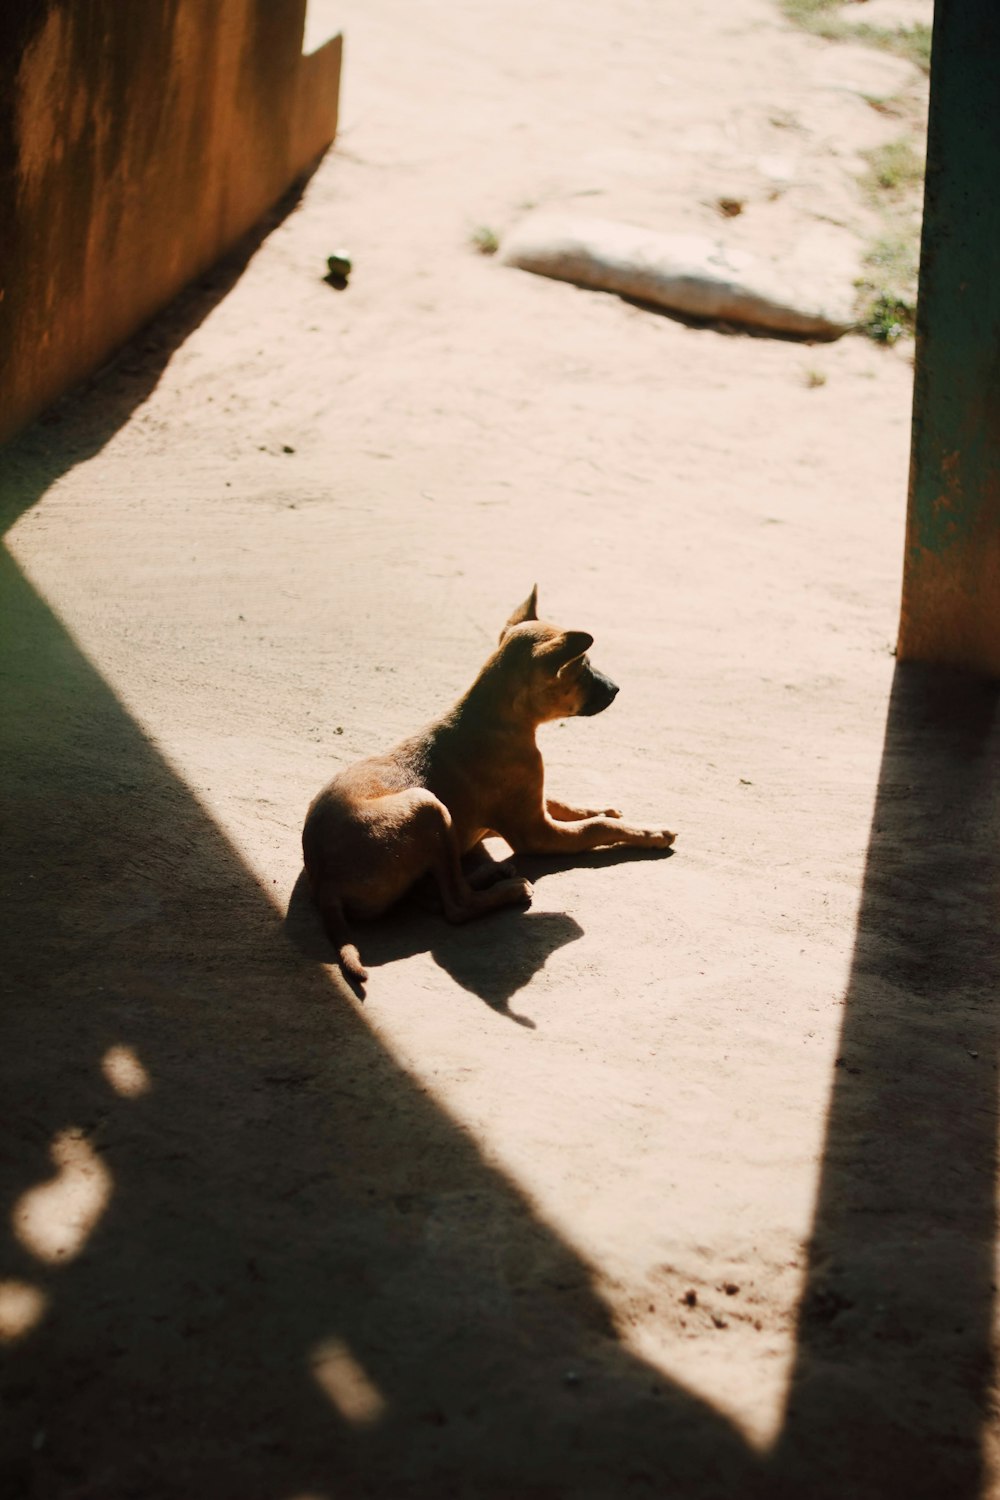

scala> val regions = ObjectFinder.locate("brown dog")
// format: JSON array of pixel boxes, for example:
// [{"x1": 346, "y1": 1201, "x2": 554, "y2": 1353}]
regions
[{"x1": 302, "y1": 587, "x2": 675, "y2": 988}]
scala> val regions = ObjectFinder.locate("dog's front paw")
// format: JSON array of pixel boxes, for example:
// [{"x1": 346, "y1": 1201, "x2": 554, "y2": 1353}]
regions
[
  {"x1": 498, "y1": 876, "x2": 534, "y2": 906},
  {"x1": 646, "y1": 829, "x2": 676, "y2": 848},
  {"x1": 468, "y1": 858, "x2": 519, "y2": 891}
]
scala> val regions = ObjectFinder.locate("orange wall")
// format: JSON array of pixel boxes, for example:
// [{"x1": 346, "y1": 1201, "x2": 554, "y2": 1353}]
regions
[{"x1": 0, "y1": 1, "x2": 341, "y2": 445}]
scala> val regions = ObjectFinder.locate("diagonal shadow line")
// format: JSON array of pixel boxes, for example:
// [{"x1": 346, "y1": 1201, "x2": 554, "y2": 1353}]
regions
[
  {"x1": 773, "y1": 663, "x2": 1000, "y2": 1499},
  {"x1": 0, "y1": 522, "x2": 754, "y2": 1498},
  {"x1": 0, "y1": 276, "x2": 754, "y2": 1495}
]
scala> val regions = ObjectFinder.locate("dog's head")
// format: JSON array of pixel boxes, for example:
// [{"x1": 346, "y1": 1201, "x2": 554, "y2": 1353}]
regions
[{"x1": 497, "y1": 586, "x2": 619, "y2": 723}]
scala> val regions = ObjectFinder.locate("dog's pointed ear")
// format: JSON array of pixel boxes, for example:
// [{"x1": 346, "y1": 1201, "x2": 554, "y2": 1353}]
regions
[
  {"x1": 537, "y1": 629, "x2": 593, "y2": 673},
  {"x1": 499, "y1": 585, "x2": 539, "y2": 642}
]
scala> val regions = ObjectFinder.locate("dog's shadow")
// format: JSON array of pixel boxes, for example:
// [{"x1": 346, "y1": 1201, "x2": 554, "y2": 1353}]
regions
[
  {"x1": 285, "y1": 845, "x2": 672, "y2": 1028},
  {"x1": 516, "y1": 844, "x2": 674, "y2": 884}
]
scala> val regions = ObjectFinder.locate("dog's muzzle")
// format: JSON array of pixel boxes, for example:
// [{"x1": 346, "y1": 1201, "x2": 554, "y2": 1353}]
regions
[{"x1": 579, "y1": 669, "x2": 620, "y2": 717}]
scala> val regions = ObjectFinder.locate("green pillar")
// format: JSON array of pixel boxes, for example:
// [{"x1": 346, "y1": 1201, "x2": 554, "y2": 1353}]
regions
[{"x1": 897, "y1": 0, "x2": 1000, "y2": 677}]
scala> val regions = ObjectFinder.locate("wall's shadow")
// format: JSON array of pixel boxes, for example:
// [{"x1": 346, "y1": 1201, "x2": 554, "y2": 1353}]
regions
[{"x1": 774, "y1": 663, "x2": 1000, "y2": 1498}]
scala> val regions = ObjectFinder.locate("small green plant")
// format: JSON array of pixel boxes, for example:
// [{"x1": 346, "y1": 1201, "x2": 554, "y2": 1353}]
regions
[
  {"x1": 862, "y1": 291, "x2": 916, "y2": 344},
  {"x1": 803, "y1": 367, "x2": 828, "y2": 388},
  {"x1": 469, "y1": 224, "x2": 500, "y2": 256},
  {"x1": 855, "y1": 232, "x2": 920, "y2": 344}
]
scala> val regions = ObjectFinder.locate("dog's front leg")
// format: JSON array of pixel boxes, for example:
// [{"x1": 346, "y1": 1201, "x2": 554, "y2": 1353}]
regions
[
  {"x1": 510, "y1": 812, "x2": 675, "y2": 855},
  {"x1": 546, "y1": 796, "x2": 622, "y2": 821}
]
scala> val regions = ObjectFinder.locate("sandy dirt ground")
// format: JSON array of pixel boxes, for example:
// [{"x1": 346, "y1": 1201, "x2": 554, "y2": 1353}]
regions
[{"x1": 5, "y1": 1, "x2": 1000, "y2": 1497}]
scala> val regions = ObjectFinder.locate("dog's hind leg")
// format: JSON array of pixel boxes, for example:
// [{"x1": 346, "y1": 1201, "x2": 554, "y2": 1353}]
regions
[
  {"x1": 406, "y1": 794, "x2": 533, "y2": 921},
  {"x1": 313, "y1": 792, "x2": 532, "y2": 983}
]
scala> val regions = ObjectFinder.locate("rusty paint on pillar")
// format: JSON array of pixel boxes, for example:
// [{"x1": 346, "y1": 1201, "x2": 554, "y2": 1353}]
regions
[
  {"x1": 897, "y1": 0, "x2": 1000, "y2": 678},
  {"x1": 0, "y1": 1, "x2": 341, "y2": 446}
]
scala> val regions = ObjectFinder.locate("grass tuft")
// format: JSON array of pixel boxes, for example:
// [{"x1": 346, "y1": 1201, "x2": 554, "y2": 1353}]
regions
[
  {"x1": 780, "y1": 0, "x2": 931, "y2": 72},
  {"x1": 861, "y1": 137, "x2": 925, "y2": 200},
  {"x1": 469, "y1": 224, "x2": 500, "y2": 256},
  {"x1": 861, "y1": 291, "x2": 916, "y2": 344},
  {"x1": 855, "y1": 234, "x2": 920, "y2": 342}
]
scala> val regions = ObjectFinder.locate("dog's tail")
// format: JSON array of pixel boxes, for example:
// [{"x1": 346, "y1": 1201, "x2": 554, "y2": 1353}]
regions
[{"x1": 314, "y1": 882, "x2": 369, "y2": 990}]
